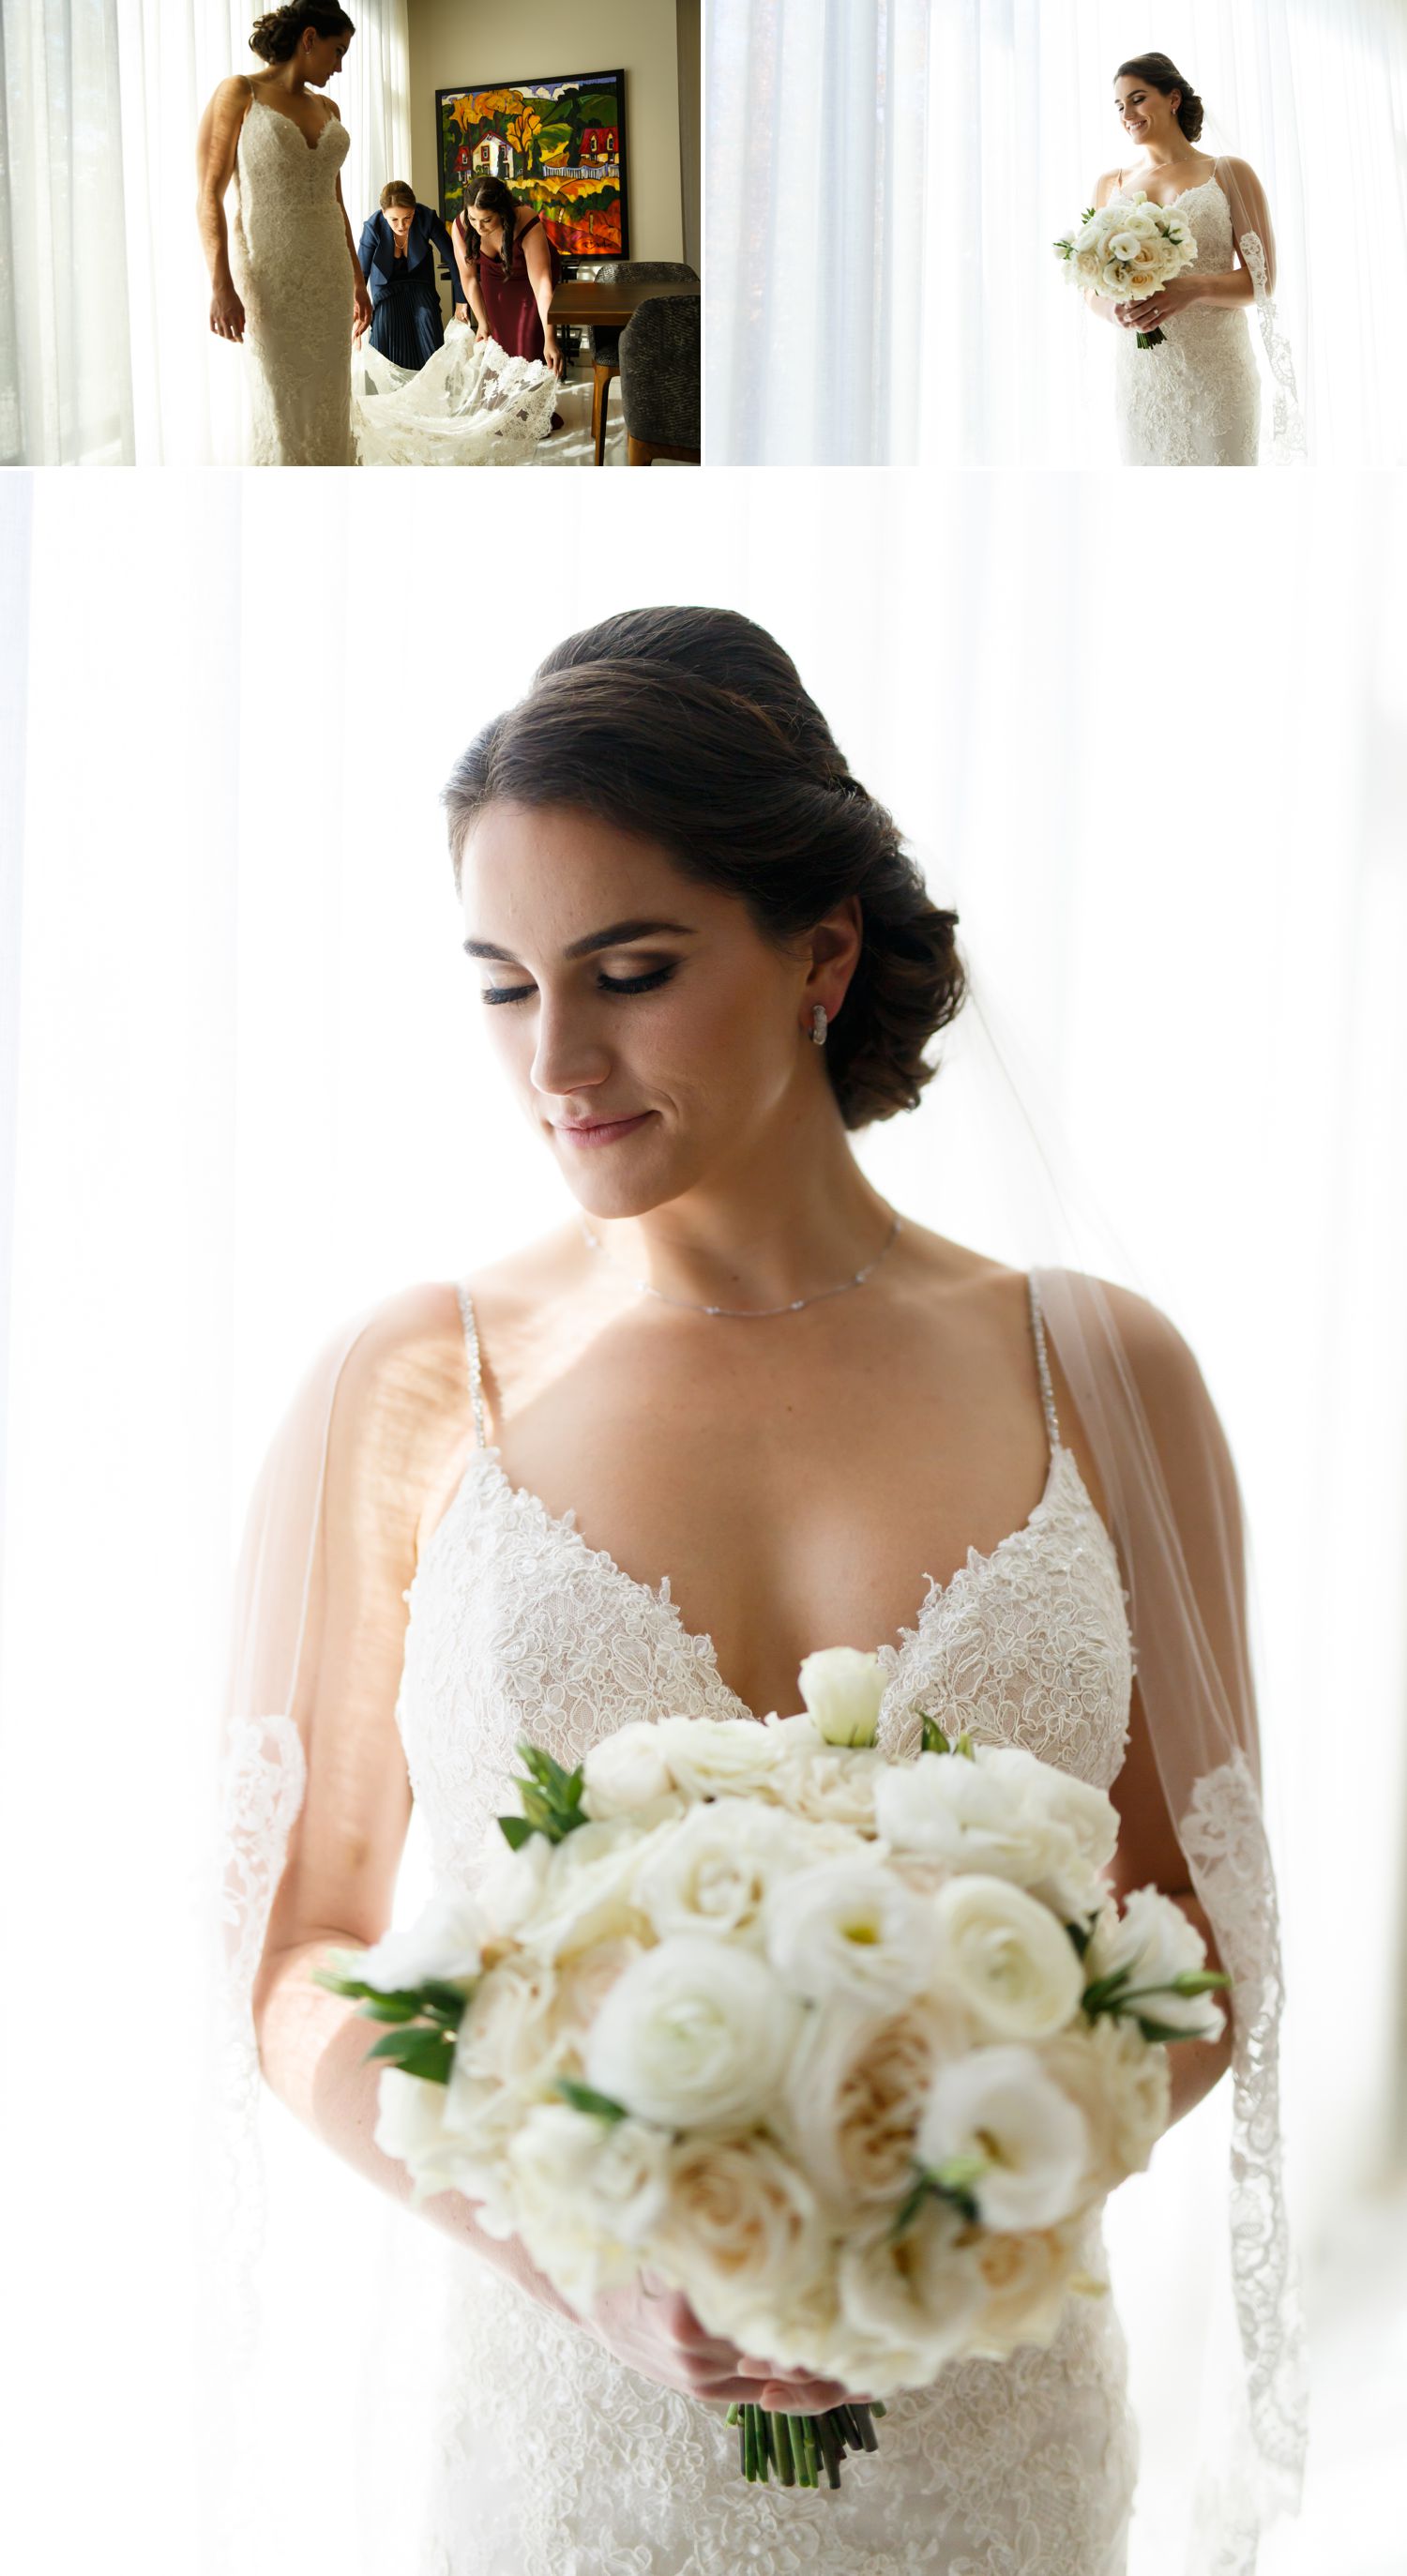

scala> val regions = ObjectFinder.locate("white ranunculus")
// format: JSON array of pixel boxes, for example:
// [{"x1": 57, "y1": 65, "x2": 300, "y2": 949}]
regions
[
  {"x1": 455, "y1": 1950, "x2": 562, "y2": 2084},
  {"x1": 549, "y1": 1934, "x2": 646, "y2": 2044},
  {"x1": 918, "y1": 2044, "x2": 1090, "y2": 2231},
  {"x1": 1085, "y1": 1885, "x2": 1226, "y2": 2040},
  {"x1": 350, "y1": 1887, "x2": 486, "y2": 1993},
  {"x1": 632, "y1": 1797, "x2": 803, "y2": 1947},
  {"x1": 1107, "y1": 230, "x2": 1143, "y2": 263},
  {"x1": 797, "y1": 1645, "x2": 889, "y2": 1746},
  {"x1": 583, "y1": 1932, "x2": 803, "y2": 2131},
  {"x1": 516, "y1": 1814, "x2": 669, "y2": 1962},
  {"x1": 931, "y1": 1873, "x2": 1083, "y2": 2040},
  {"x1": 1101, "y1": 258, "x2": 1130, "y2": 294},
  {"x1": 507, "y1": 2101, "x2": 673, "y2": 2306},
  {"x1": 778, "y1": 1991, "x2": 975, "y2": 2205},
  {"x1": 582, "y1": 1722, "x2": 678, "y2": 1819},
  {"x1": 372, "y1": 2067, "x2": 469, "y2": 2205},
  {"x1": 764, "y1": 1856, "x2": 932, "y2": 2009},
  {"x1": 1037, "y1": 2014, "x2": 1170, "y2": 2198},
  {"x1": 971, "y1": 1748, "x2": 1116, "y2": 1920},
  {"x1": 473, "y1": 1825, "x2": 552, "y2": 1938},
  {"x1": 836, "y1": 2198, "x2": 986, "y2": 2388},
  {"x1": 652, "y1": 1713, "x2": 788, "y2": 1801},
  {"x1": 652, "y1": 2133, "x2": 826, "y2": 2343},
  {"x1": 874, "y1": 1750, "x2": 1058, "y2": 1887}
]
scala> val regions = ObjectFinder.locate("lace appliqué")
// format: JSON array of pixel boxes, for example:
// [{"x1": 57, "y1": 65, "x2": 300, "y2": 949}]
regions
[
  {"x1": 1235, "y1": 231, "x2": 1309, "y2": 465},
  {"x1": 229, "y1": 103, "x2": 357, "y2": 466},
  {"x1": 353, "y1": 329, "x2": 562, "y2": 467},
  {"x1": 386, "y1": 1435, "x2": 1139, "y2": 2569},
  {"x1": 1180, "y1": 1753, "x2": 1309, "y2": 2568},
  {"x1": 1109, "y1": 179, "x2": 1262, "y2": 467}
]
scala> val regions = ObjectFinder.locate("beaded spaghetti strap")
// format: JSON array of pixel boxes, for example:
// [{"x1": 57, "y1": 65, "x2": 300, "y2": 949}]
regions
[
  {"x1": 454, "y1": 1280, "x2": 488, "y2": 1452},
  {"x1": 1026, "y1": 1272, "x2": 1061, "y2": 1457}
]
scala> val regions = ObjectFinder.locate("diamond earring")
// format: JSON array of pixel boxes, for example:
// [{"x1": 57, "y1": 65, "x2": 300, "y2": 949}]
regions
[{"x1": 809, "y1": 1006, "x2": 828, "y2": 1048}]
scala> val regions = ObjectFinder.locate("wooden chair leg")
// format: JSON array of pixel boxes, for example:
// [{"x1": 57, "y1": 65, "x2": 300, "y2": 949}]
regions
[
  {"x1": 593, "y1": 361, "x2": 617, "y2": 467},
  {"x1": 627, "y1": 435, "x2": 654, "y2": 465}
]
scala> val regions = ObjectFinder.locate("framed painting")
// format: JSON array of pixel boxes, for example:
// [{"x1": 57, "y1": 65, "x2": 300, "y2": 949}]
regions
[{"x1": 435, "y1": 71, "x2": 629, "y2": 263}]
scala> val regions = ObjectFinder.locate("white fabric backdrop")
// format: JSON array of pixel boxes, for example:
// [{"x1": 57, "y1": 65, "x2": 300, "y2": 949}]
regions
[
  {"x1": 0, "y1": 1, "x2": 411, "y2": 463},
  {"x1": 1, "y1": 467, "x2": 1404, "y2": 2571},
  {"x1": 705, "y1": 0, "x2": 1407, "y2": 466}
]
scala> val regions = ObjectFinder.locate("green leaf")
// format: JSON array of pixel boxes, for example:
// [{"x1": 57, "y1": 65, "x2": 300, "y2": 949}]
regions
[
  {"x1": 919, "y1": 1711, "x2": 951, "y2": 1755},
  {"x1": 554, "y1": 2077, "x2": 630, "y2": 2124},
  {"x1": 498, "y1": 1813, "x2": 535, "y2": 1849},
  {"x1": 1066, "y1": 1918, "x2": 1095, "y2": 1960},
  {"x1": 366, "y1": 2025, "x2": 456, "y2": 2082},
  {"x1": 952, "y1": 1731, "x2": 976, "y2": 1762}
]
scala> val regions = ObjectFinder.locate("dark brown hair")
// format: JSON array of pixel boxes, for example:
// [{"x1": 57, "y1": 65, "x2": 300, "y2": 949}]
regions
[
  {"x1": 250, "y1": 6, "x2": 355, "y2": 63},
  {"x1": 442, "y1": 607, "x2": 966, "y2": 1133},
  {"x1": 379, "y1": 179, "x2": 416, "y2": 212},
  {"x1": 1115, "y1": 53, "x2": 1204, "y2": 144},
  {"x1": 462, "y1": 174, "x2": 522, "y2": 277}
]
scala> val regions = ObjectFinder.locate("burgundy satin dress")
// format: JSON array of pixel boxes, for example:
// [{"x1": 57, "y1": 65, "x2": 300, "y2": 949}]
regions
[{"x1": 455, "y1": 209, "x2": 562, "y2": 361}]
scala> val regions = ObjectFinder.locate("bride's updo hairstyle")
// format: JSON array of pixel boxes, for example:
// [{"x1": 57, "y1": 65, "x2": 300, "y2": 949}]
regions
[
  {"x1": 1115, "y1": 52, "x2": 1205, "y2": 144},
  {"x1": 250, "y1": 4, "x2": 355, "y2": 61},
  {"x1": 443, "y1": 606, "x2": 966, "y2": 1133}
]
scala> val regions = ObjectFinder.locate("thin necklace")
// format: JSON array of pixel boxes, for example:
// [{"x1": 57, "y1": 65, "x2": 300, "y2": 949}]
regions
[{"x1": 574, "y1": 1205, "x2": 903, "y2": 1318}]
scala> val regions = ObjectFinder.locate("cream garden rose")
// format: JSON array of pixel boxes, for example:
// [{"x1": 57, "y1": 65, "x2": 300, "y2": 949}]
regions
[
  {"x1": 584, "y1": 1932, "x2": 805, "y2": 2131},
  {"x1": 931, "y1": 1872, "x2": 1084, "y2": 2039}
]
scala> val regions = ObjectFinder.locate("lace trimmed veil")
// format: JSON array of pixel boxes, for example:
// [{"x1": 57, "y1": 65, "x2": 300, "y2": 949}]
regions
[{"x1": 197, "y1": 687, "x2": 1308, "y2": 2575}]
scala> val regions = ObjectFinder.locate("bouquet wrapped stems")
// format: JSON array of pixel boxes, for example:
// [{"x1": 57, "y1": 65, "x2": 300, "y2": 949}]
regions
[{"x1": 727, "y1": 2399, "x2": 886, "y2": 2490}]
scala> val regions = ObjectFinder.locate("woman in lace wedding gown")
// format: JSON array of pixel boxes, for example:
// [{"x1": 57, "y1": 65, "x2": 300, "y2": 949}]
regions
[
  {"x1": 1087, "y1": 55, "x2": 1276, "y2": 466},
  {"x1": 239, "y1": 606, "x2": 1266, "y2": 2576},
  {"x1": 196, "y1": 8, "x2": 370, "y2": 464}
]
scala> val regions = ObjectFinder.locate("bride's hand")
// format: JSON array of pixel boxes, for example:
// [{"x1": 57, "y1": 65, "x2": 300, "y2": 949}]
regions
[
  {"x1": 209, "y1": 282, "x2": 245, "y2": 341},
  {"x1": 352, "y1": 285, "x2": 372, "y2": 341},
  {"x1": 588, "y1": 2270, "x2": 870, "y2": 2411},
  {"x1": 1116, "y1": 274, "x2": 1200, "y2": 330}
]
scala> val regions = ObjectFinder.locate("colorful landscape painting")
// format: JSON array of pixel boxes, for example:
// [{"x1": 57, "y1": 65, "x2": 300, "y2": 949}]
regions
[{"x1": 436, "y1": 71, "x2": 629, "y2": 260}]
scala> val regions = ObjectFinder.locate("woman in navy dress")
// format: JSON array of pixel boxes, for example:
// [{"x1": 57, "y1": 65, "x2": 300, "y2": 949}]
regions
[{"x1": 356, "y1": 181, "x2": 461, "y2": 370}]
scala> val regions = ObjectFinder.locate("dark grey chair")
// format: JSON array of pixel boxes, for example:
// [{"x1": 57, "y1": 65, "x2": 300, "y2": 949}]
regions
[
  {"x1": 616, "y1": 294, "x2": 701, "y2": 465},
  {"x1": 589, "y1": 261, "x2": 699, "y2": 464}
]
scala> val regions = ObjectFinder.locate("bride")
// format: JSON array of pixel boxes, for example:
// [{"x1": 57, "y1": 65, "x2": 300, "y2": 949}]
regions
[
  {"x1": 223, "y1": 608, "x2": 1300, "y2": 2570},
  {"x1": 196, "y1": 5, "x2": 369, "y2": 464},
  {"x1": 1086, "y1": 53, "x2": 1279, "y2": 466}
]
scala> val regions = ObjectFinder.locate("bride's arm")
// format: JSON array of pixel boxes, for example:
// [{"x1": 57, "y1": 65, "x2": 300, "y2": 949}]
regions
[
  {"x1": 247, "y1": 1285, "x2": 847, "y2": 2412},
  {"x1": 324, "y1": 109, "x2": 372, "y2": 338},
  {"x1": 1082, "y1": 170, "x2": 1125, "y2": 326},
  {"x1": 195, "y1": 76, "x2": 251, "y2": 339}
]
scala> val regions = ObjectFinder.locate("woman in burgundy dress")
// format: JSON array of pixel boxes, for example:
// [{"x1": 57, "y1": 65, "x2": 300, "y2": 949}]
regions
[{"x1": 451, "y1": 174, "x2": 565, "y2": 394}]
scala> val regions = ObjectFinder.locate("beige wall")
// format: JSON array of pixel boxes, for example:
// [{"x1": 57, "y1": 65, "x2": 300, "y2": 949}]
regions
[
  {"x1": 675, "y1": 0, "x2": 701, "y2": 274},
  {"x1": 406, "y1": 1, "x2": 688, "y2": 267}
]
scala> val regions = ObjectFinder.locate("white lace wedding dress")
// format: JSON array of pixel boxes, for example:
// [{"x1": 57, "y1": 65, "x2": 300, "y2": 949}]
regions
[
  {"x1": 228, "y1": 98, "x2": 356, "y2": 465},
  {"x1": 389, "y1": 1273, "x2": 1141, "y2": 2574},
  {"x1": 1112, "y1": 176, "x2": 1261, "y2": 466}
]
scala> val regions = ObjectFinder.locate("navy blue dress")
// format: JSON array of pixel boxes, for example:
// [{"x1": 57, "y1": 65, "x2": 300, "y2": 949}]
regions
[{"x1": 356, "y1": 205, "x2": 462, "y2": 369}]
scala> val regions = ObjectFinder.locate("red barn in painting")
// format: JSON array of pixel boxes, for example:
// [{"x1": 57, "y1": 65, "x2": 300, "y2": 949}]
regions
[{"x1": 580, "y1": 126, "x2": 619, "y2": 160}]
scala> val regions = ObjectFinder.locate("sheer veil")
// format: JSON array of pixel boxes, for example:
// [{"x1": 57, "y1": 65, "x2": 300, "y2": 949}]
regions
[
  {"x1": 197, "y1": 847, "x2": 1308, "y2": 2572},
  {"x1": 1196, "y1": 101, "x2": 1308, "y2": 465}
]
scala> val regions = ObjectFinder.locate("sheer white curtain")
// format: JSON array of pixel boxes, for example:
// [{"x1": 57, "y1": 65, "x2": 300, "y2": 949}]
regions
[
  {"x1": 0, "y1": 1, "x2": 409, "y2": 463},
  {"x1": 706, "y1": 0, "x2": 1407, "y2": 465},
  {"x1": 1, "y1": 466, "x2": 1404, "y2": 2572}
]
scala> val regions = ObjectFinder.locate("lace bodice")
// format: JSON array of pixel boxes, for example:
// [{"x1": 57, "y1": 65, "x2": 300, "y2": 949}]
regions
[
  {"x1": 229, "y1": 98, "x2": 356, "y2": 465},
  {"x1": 1107, "y1": 177, "x2": 1262, "y2": 467},
  {"x1": 385, "y1": 1275, "x2": 1139, "y2": 2573}
]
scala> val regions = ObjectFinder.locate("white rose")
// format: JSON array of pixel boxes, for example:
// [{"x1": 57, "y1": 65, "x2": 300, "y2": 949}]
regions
[
  {"x1": 550, "y1": 1934, "x2": 646, "y2": 2044},
  {"x1": 583, "y1": 1932, "x2": 803, "y2": 2131},
  {"x1": 582, "y1": 1722, "x2": 678, "y2": 1819},
  {"x1": 652, "y1": 2134, "x2": 825, "y2": 2346},
  {"x1": 507, "y1": 2101, "x2": 672, "y2": 2307},
  {"x1": 836, "y1": 2198, "x2": 985, "y2": 2388},
  {"x1": 348, "y1": 1887, "x2": 485, "y2": 1993},
  {"x1": 777, "y1": 1991, "x2": 975, "y2": 2205},
  {"x1": 797, "y1": 1645, "x2": 888, "y2": 1746},
  {"x1": 632, "y1": 1798, "x2": 802, "y2": 1947},
  {"x1": 455, "y1": 1950, "x2": 562, "y2": 2085},
  {"x1": 1100, "y1": 258, "x2": 1129, "y2": 295},
  {"x1": 971, "y1": 1749, "x2": 1115, "y2": 1920},
  {"x1": 652, "y1": 1713, "x2": 787, "y2": 1801},
  {"x1": 918, "y1": 2044, "x2": 1089, "y2": 2231},
  {"x1": 967, "y1": 2214, "x2": 1090, "y2": 2358},
  {"x1": 874, "y1": 1750, "x2": 1059, "y2": 1886},
  {"x1": 931, "y1": 1873, "x2": 1083, "y2": 2040},
  {"x1": 372, "y1": 2066, "x2": 468, "y2": 2205},
  {"x1": 764, "y1": 1856, "x2": 931, "y2": 2010},
  {"x1": 1085, "y1": 1886, "x2": 1226, "y2": 2040},
  {"x1": 1037, "y1": 2014, "x2": 1170, "y2": 2199}
]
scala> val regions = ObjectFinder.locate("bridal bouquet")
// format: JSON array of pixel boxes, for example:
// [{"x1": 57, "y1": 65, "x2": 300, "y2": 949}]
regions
[
  {"x1": 1053, "y1": 192, "x2": 1199, "y2": 346},
  {"x1": 314, "y1": 1650, "x2": 1228, "y2": 2491}
]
